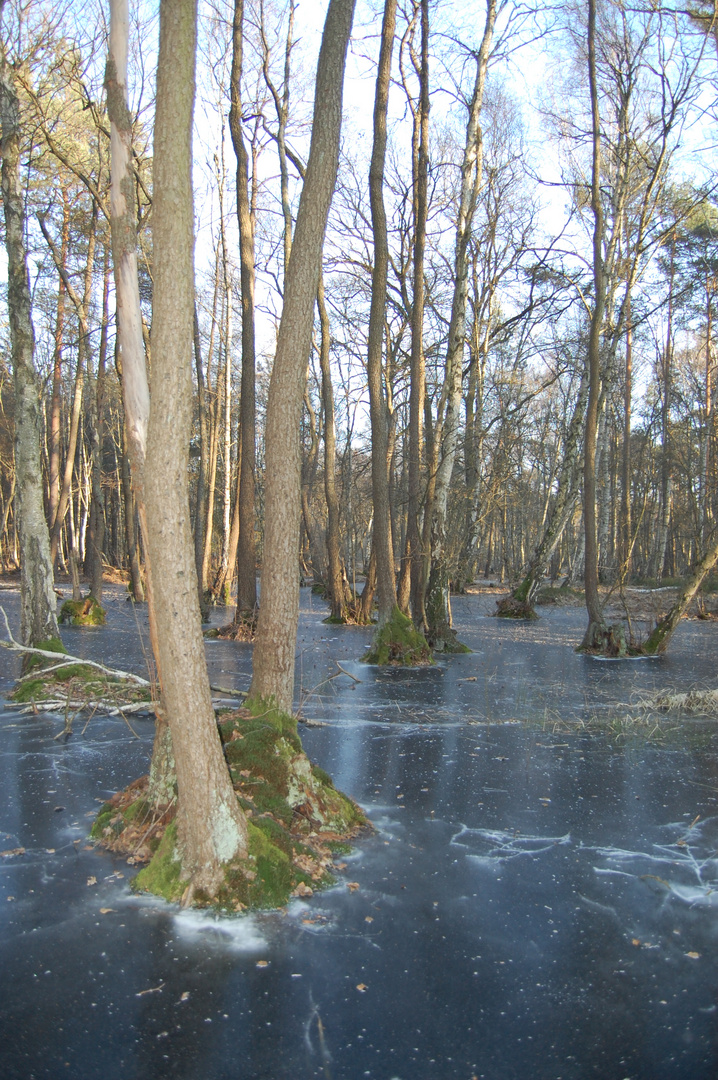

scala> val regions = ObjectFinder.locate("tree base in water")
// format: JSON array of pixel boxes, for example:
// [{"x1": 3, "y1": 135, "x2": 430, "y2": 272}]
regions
[
  {"x1": 579, "y1": 621, "x2": 630, "y2": 657},
  {"x1": 495, "y1": 596, "x2": 539, "y2": 620},
  {"x1": 59, "y1": 596, "x2": 106, "y2": 626},
  {"x1": 361, "y1": 607, "x2": 432, "y2": 665},
  {"x1": 91, "y1": 702, "x2": 367, "y2": 911}
]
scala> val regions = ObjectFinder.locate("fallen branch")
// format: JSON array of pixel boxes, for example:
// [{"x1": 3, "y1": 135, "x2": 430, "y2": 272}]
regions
[{"x1": 0, "y1": 606, "x2": 150, "y2": 686}]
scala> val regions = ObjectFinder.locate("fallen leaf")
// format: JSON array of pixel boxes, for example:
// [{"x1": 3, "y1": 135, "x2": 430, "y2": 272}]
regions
[
  {"x1": 45, "y1": 848, "x2": 55, "y2": 854},
  {"x1": 292, "y1": 882, "x2": 313, "y2": 898},
  {"x1": 347, "y1": 881, "x2": 360, "y2": 891},
  {"x1": 86, "y1": 876, "x2": 97, "y2": 886},
  {"x1": 335, "y1": 862, "x2": 347, "y2": 870},
  {"x1": 365, "y1": 916, "x2": 374, "y2": 923},
  {"x1": 686, "y1": 951, "x2": 701, "y2": 960},
  {"x1": 180, "y1": 991, "x2": 190, "y2": 1002},
  {"x1": 99, "y1": 908, "x2": 115, "y2": 914},
  {"x1": 356, "y1": 983, "x2": 367, "y2": 992},
  {"x1": 256, "y1": 960, "x2": 269, "y2": 968},
  {"x1": 632, "y1": 938, "x2": 641, "y2": 946},
  {"x1": 0, "y1": 847, "x2": 25, "y2": 858}
]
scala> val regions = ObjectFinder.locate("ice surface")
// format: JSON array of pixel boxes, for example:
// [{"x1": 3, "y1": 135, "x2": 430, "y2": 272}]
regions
[{"x1": 1, "y1": 584, "x2": 717, "y2": 1079}]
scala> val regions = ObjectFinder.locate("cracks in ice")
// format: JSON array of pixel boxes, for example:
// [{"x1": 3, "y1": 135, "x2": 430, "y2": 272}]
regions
[
  {"x1": 450, "y1": 825, "x2": 571, "y2": 865},
  {"x1": 589, "y1": 817, "x2": 718, "y2": 907}
]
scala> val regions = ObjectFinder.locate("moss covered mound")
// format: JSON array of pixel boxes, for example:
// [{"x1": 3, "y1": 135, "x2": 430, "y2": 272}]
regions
[
  {"x1": 361, "y1": 606, "x2": 432, "y2": 665},
  {"x1": 11, "y1": 654, "x2": 152, "y2": 709},
  {"x1": 59, "y1": 596, "x2": 106, "y2": 626},
  {"x1": 495, "y1": 596, "x2": 539, "y2": 620},
  {"x1": 92, "y1": 702, "x2": 367, "y2": 911}
]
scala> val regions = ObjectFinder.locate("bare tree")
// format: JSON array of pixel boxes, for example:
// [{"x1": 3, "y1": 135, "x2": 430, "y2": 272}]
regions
[
  {"x1": 144, "y1": 0, "x2": 249, "y2": 902},
  {"x1": 249, "y1": 0, "x2": 356, "y2": 713},
  {"x1": 0, "y1": 9, "x2": 59, "y2": 647}
]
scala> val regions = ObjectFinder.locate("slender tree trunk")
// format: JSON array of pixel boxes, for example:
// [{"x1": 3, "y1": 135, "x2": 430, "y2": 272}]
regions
[
  {"x1": 507, "y1": 366, "x2": 589, "y2": 609},
  {"x1": 317, "y1": 275, "x2": 346, "y2": 620},
  {"x1": 48, "y1": 188, "x2": 69, "y2": 533},
  {"x1": 229, "y1": 0, "x2": 258, "y2": 615},
  {"x1": 146, "y1": 0, "x2": 248, "y2": 901},
  {"x1": 367, "y1": 0, "x2": 398, "y2": 626},
  {"x1": 582, "y1": 0, "x2": 608, "y2": 648},
  {"x1": 620, "y1": 297, "x2": 632, "y2": 577},
  {"x1": 425, "y1": 0, "x2": 496, "y2": 650},
  {"x1": 644, "y1": 531, "x2": 718, "y2": 654},
  {"x1": 400, "y1": 0, "x2": 429, "y2": 625},
  {"x1": 86, "y1": 243, "x2": 111, "y2": 601},
  {"x1": 0, "y1": 45, "x2": 59, "y2": 647},
  {"x1": 39, "y1": 207, "x2": 97, "y2": 566},
  {"x1": 249, "y1": 0, "x2": 356, "y2": 713},
  {"x1": 192, "y1": 303, "x2": 208, "y2": 602}
]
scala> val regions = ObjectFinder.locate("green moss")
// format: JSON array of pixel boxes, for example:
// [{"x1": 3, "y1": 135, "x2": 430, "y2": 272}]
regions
[
  {"x1": 59, "y1": 597, "x2": 106, "y2": 626},
  {"x1": 23, "y1": 637, "x2": 66, "y2": 673},
  {"x1": 361, "y1": 606, "x2": 432, "y2": 665},
  {"x1": 132, "y1": 821, "x2": 184, "y2": 902},
  {"x1": 90, "y1": 802, "x2": 116, "y2": 839},
  {"x1": 311, "y1": 764, "x2": 335, "y2": 789},
  {"x1": 12, "y1": 677, "x2": 46, "y2": 703}
]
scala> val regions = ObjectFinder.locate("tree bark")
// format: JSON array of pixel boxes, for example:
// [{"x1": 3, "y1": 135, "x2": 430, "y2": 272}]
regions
[
  {"x1": 0, "y1": 45, "x2": 59, "y2": 647},
  {"x1": 582, "y1": 0, "x2": 608, "y2": 647},
  {"x1": 249, "y1": 0, "x2": 356, "y2": 713},
  {"x1": 399, "y1": 0, "x2": 429, "y2": 625},
  {"x1": 317, "y1": 275, "x2": 346, "y2": 620},
  {"x1": 643, "y1": 531, "x2": 718, "y2": 654},
  {"x1": 146, "y1": 0, "x2": 248, "y2": 900},
  {"x1": 229, "y1": 0, "x2": 258, "y2": 615},
  {"x1": 367, "y1": 0, "x2": 398, "y2": 626},
  {"x1": 425, "y1": 0, "x2": 496, "y2": 649}
]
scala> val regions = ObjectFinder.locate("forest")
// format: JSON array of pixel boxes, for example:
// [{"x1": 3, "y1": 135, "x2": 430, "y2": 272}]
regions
[
  {"x1": 2, "y1": 3, "x2": 718, "y2": 1076},
  {"x1": 2, "y1": 0, "x2": 718, "y2": 910},
  {"x1": 1, "y1": 0, "x2": 716, "y2": 632}
]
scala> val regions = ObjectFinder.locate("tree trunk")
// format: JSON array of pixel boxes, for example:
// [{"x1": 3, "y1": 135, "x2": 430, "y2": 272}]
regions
[
  {"x1": 581, "y1": 0, "x2": 608, "y2": 648},
  {"x1": 508, "y1": 366, "x2": 589, "y2": 609},
  {"x1": 146, "y1": 0, "x2": 248, "y2": 900},
  {"x1": 644, "y1": 531, "x2": 718, "y2": 654},
  {"x1": 0, "y1": 50, "x2": 59, "y2": 648},
  {"x1": 229, "y1": 0, "x2": 258, "y2": 615},
  {"x1": 317, "y1": 275, "x2": 346, "y2": 620},
  {"x1": 86, "y1": 242, "x2": 111, "y2": 602},
  {"x1": 48, "y1": 188, "x2": 69, "y2": 534},
  {"x1": 249, "y1": 0, "x2": 356, "y2": 714},
  {"x1": 367, "y1": 0, "x2": 398, "y2": 626},
  {"x1": 425, "y1": 0, "x2": 496, "y2": 649},
  {"x1": 400, "y1": 0, "x2": 429, "y2": 625}
]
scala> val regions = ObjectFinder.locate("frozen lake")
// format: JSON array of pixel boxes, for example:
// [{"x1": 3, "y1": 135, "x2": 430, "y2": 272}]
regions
[{"x1": 1, "y1": 583, "x2": 717, "y2": 1079}]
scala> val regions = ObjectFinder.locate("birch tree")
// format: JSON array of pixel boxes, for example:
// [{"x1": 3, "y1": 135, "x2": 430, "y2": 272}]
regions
[{"x1": 0, "y1": 8, "x2": 59, "y2": 648}]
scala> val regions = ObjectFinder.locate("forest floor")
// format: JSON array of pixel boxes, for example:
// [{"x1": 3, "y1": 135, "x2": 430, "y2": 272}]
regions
[{"x1": 1, "y1": 577, "x2": 717, "y2": 1079}]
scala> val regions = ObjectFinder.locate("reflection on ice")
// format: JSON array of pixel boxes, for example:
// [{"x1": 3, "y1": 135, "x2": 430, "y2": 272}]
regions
[
  {"x1": 451, "y1": 824, "x2": 571, "y2": 864},
  {"x1": 171, "y1": 908, "x2": 268, "y2": 952}
]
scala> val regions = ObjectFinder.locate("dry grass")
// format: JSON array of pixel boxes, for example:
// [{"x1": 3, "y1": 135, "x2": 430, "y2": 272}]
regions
[{"x1": 640, "y1": 687, "x2": 718, "y2": 715}]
